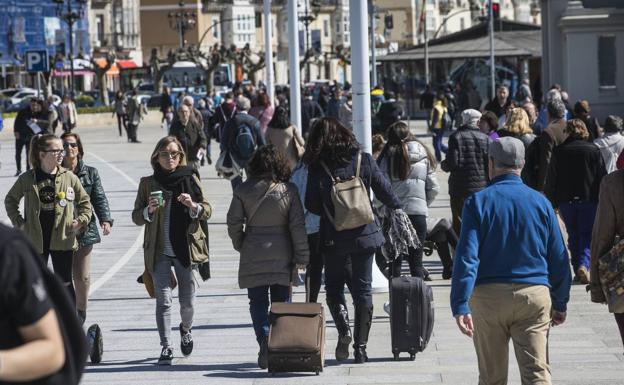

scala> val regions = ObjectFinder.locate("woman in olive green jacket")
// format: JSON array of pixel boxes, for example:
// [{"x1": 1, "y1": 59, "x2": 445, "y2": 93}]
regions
[
  {"x1": 4, "y1": 134, "x2": 92, "y2": 302},
  {"x1": 131, "y1": 136, "x2": 211, "y2": 365}
]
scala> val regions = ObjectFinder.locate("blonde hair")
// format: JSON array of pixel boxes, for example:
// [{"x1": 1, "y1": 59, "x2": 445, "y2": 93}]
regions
[
  {"x1": 29, "y1": 134, "x2": 61, "y2": 170},
  {"x1": 503, "y1": 108, "x2": 532, "y2": 135},
  {"x1": 149, "y1": 136, "x2": 187, "y2": 169}
]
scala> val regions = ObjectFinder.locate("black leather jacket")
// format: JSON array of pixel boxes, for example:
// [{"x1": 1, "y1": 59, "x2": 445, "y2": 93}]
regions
[{"x1": 74, "y1": 160, "x2": 113, "y2": 247}]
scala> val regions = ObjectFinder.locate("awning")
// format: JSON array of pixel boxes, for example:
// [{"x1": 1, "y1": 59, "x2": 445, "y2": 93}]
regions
[
  {"x1": 117, "y1": 60, "x2": 138, "y2": 69},
  {"x1": 378, "y1": 31, "x2": 541, "y2": 62}
]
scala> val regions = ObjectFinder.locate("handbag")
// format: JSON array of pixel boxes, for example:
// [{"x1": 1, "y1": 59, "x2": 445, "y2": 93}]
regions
[
  {"x1": 598, "y1": 237, "x2": 624, "y2": 308},
  {"x1": 138, "y1": 269, "x2": 177, "y2": 299}
]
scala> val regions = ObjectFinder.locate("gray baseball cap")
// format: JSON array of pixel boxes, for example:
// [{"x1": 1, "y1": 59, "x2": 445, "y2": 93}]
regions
[{"x1": 489, "y1": 137, "x2": 525, "y2": 168}]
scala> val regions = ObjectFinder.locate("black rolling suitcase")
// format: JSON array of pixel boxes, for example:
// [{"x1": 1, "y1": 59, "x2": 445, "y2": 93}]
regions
[{"x1": 389, "y1": 275, "x2": 434, "y2": 360}]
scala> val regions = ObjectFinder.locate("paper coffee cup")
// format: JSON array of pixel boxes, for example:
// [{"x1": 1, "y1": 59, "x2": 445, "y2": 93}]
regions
[{"x1": 150, "y1": 191, "x2": 164, "y2": 207}]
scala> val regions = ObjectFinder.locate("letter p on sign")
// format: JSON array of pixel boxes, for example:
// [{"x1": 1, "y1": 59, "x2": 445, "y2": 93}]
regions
[{"x1": 25, "y1": 50, "x2": 49, "y2": 73}]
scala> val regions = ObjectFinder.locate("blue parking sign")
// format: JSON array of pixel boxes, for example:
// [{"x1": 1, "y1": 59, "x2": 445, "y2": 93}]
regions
[{"x1": 25, "y1": 50, "x2": 49, "y2": 73}]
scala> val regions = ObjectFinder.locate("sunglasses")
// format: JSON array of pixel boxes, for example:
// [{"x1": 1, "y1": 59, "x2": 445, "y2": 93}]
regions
[
  {"x1": 159, "y1": 151, "x2": 181, "y2": 159},
  {"x1": 44, "y1": 149, "x2": 66, "y2": 156},
  {"x1": 63, "y1": 142, "x2": 78, "y2": 148}
]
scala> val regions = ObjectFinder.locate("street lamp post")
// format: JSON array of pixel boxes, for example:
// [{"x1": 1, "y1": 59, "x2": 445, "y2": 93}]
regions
[
  {"x1": 298, "y1": 0, "x2": 320, "y2": 83},
  {"x1": 168, "y1": 1, "x2": 198, "y2": 49},
  {"x1": 53, "y1": 0, "x2": 88, "y2": 98}
]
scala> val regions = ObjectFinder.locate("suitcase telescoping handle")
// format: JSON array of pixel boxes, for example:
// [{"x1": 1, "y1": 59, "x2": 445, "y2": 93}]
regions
[{"x1": 290, "y1": 266, "x2": 310, "y2": 303}]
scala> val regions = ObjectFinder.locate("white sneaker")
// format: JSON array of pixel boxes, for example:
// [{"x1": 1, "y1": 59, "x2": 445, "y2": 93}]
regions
[{"x1": 383, "y1": 301, "x2": 391, "y2": 315}]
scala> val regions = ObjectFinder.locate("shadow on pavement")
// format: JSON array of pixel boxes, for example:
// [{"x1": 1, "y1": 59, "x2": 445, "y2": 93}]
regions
[{"x1": 113, "y1": 323, "x2": 252, "y2": 332}]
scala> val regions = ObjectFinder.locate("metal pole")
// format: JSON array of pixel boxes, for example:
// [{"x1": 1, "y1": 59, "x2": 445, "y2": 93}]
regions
[
  {"x1": 489, "y1": 0, "x2": 496, "y2": 99},
  {"x1": 370, "y1": 2, "x2": 377, "y2": 87},
  {"x1": 287, "y1": 0, "x2": 301, "y2": 130},
  {"x1": 349, "y1": 0, "x2": 372, "y2": 154},
  {"x1": 424, "y1": 6, "x2": 429, "y2": 85},
  {"x1": 36, "y1": 72, "x2": 41, "y2": 99},
  {"x1": 263, "y1": 0, "x2": 275, "y2": 106},
  {"x1": 68, "y1": 0, "x2": 75, "y2": 98},
  {"x1": 304, "y1": 0, "x2": 311, "y2": 83},
  {"x1": 179, "y1": 20, "x2": 184, "y2": 48}
]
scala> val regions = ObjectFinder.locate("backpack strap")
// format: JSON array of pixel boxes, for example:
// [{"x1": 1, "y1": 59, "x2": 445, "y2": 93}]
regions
[
  {"x1": 247, "y1": 182, "x2": 279, "y2": 223},
  {"x1": 355, "y1": 152, "x2": 362, "y2": 178},
  {"x1": 320, "y1": 160, "x2": 337, "y2": 183}
]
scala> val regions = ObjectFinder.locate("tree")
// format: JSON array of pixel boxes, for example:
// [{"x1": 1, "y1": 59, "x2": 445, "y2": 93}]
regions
[
  {"x1": 188, "y1": 43, "x2": 228, "y2": 92},
  {"x1": 149, "y1": 48, "x2": 175, "y2": 94},
  {"x1": 89, "y1": 52, "x2": 116, "y2": 105},
  {"x1": 238, "y1": 44, "x2": 265, "y2": 85}
]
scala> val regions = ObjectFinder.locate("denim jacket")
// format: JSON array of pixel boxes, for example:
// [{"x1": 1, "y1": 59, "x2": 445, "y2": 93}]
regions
[{"x1": 290, "y1": 163, "x2": 320, "y2": 234}]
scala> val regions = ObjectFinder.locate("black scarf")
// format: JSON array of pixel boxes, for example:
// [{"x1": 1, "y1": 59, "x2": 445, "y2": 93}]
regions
[{"x1": 153, "y1": 165, "x2": 203, "y2": 266}]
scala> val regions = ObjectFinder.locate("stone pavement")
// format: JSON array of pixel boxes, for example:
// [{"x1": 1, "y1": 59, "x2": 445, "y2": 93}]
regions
[{"x1": 0, "y1": 114, "x2": 622, "y2": 385}]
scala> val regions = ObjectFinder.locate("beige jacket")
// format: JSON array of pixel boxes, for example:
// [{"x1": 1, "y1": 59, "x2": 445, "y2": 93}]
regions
[
  {"x1": 265, "y1": 125, "x2": 305, "y2": 171},
  {"x1": 590, "y1": 170, "x2": 624, "y2": 312},
  {"x1": 4, "y1": 168, "x2": 92, "y2": 254},
  {"x1": 131, "y1": 175, "x2": 212, "y2": 272},
  {"x1": 227, "y1": 178, "x2": 309, "y2": 289}
]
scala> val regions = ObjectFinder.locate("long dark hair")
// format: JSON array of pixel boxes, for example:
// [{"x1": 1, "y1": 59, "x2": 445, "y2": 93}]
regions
[
  {"x1": 267, "y1": 105, "x2": 290, "y2": 130},
  {"x1": 303, "y1": 117, "x2": 359, "y2": 167},
  {"x1": 247, "y1": 145, "x2": 291, "y2": 182},
  {"x1": 379, "y1": 121, "x2": 436, "y2": 180}
]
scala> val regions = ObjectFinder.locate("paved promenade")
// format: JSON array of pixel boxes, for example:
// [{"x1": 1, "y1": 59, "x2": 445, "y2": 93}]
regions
[{"x1": 0, "y1": 114, "x2": 622, "y2": 384}]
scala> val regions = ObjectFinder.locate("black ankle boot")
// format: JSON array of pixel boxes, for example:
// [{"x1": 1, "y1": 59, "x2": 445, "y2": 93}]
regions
[
  {"x1": 257, "y1": 336, "x2": 268, "y2": 369},
  {"x1": 327, "y1": 301, "x2": 352, "y2": 361},
  {"x1": 353, "y1": 305, "x2": 373, "y2": 364}
]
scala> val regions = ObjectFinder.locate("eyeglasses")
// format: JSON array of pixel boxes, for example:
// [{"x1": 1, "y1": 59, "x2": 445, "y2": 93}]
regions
[
  {"x1": 63, "y1": 142, "x2": 78, "y2": 148},
  {"x1": 159, "y1": 151, "x2": 181, "y2": 159},
  {"x1": 44, "y1": 149, "x2": 65, "y2": 156}
]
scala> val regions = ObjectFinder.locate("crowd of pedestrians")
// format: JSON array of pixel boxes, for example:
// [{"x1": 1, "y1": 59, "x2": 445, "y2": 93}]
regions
[{"x1": 2, "y1": 77, "x2": 624, "y2": 385}]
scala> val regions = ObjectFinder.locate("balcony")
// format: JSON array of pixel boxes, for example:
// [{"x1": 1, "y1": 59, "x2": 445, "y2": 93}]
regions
[{"x1": 91, "y1": 0, "x2": 112, "y2": 9}]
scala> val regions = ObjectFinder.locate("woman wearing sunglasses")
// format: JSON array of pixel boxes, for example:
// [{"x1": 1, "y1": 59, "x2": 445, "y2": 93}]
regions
[
  {"x1": 5, "y1": 134, "x2": 92, "y2": 301},
  {"x1": 60, "y1": 132, "x2": 113, "y2": 325},
  {"x1": 132, "y1": 136, "x2": 212, "y2": 365}
]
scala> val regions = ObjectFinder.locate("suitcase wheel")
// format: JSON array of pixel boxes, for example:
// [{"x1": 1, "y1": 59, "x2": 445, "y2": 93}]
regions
[
  {"x1": 409, "y1": 353, "x2": 416, "y2": 361},
  {"x1": 393, "y1": 353, "x2": 400, "y2": 361}
]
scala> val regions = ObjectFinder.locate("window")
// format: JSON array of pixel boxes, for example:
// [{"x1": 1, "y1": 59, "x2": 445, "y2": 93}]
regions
[
  {"x1": 323, "y1": 19, "x2": 329, "y2": 37},
  {"x1": 96, "y1": 15, "x2": 104, "y2": 46},
  {"x1": 599, "y1": 36, "x2": 616, "y2": 87},
  {"x1": 256, "y1": 13, "x2": 262, "y2": 28},
  {"x1": 336, "y1": 21, "x2": 340, "y2": 32},
  {"x1": 212, "y1": 17, "x2": 219, "y2": 38}
]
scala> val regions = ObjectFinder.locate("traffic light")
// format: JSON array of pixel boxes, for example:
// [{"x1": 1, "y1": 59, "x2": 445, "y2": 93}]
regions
[{"x1": 492, "y1": 2, "x2": 500, "y2": 20}]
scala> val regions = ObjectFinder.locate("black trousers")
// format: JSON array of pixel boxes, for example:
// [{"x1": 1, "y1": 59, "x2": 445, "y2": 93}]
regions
[
  {"x1": 41, "y1": 249, "x2": 75, "y2": 303},
  {"x1": 391, "y1": 214, "x2": 428, "y2": 278},
  {"x1": 306, "y1": 232, "x2": 323, "y2": 303},
  {"x1": 116, "y1": 114, "x2": 127, "y2": 136},
  {"x1": 127, "y1": 123, "x2": 138, "y2": 141},
  {"x1": 15, "y1": 138, "x2": 31, "y2": 172},
  {"x1": 325, "y1": 250, "x2": 371, "y2": 308}
]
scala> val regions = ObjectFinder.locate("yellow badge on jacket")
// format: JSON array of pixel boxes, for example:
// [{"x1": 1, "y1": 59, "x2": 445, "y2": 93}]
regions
[{"x1": 66, "y1": 187, "x2": 75, "y2": 201}]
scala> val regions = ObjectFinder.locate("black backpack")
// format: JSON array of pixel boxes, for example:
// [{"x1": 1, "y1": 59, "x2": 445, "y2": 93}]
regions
[
  {"x1": 521, "y1": 135, "x2": 542, "y2": 190},
  {"x1": 0, "y1": 225, "x2": 87, "y2": 384}
]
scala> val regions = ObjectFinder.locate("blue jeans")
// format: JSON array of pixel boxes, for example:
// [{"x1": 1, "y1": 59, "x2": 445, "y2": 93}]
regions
[
  {"x1": 247, "y1": 284, "x2": 290, "y2": 342},
  {"x1": 325, "y1": 251, "x2": 373, "y2": 308},
  {"x1": 432, "y1": 129, "x2": 448, "y2": 162},
  {"x1": 558, "y1": 202, "x2": 597, "y2": 271}
]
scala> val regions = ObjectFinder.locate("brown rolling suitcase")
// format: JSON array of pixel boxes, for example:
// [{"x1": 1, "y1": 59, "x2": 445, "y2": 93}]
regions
[{"x1": 267, "y1": 284, "x2": 325, "y2": 375}]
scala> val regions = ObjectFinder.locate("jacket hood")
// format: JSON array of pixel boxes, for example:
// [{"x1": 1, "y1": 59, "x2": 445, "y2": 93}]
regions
[
  {"x1": 595, "y1": 133, "x2": 624, "y2": 149},
  {"x1": 407, "y1": 141, "x2": 428, "y2": 163}
]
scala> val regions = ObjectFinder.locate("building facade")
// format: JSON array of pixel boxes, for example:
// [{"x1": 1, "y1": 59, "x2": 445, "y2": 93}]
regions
[{"x1": 541, "y1": 0, "x2": 623, "y2": 120}]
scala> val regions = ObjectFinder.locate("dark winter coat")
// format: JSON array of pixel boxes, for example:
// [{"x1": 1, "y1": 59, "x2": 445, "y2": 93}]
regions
[
  {"x1": 301, "y1": 98, "x2": 324, "y2": 137},
  {"x1": 74, "y1": 160, "x2": 113, "y2": 247},
  {"x1": 545, "y1": 137, "x2": 607, "y2": 207},
  {"x1": 484, "y1": 97, "x2": 512, "y2": 118},
  {"x1": 220, "y1": 112, "x2": 265, "y2": 167},
  {"x1": 305, "y1": 151, "x2": 401, "y2": 256},
  {"x1": 376, "y1": 100, "x2": 404, "y2": 133},
  {"x1": 441, "y1": 125, "x2": 490, "y2": 197},
  {"x1": 169, "y1": 118, "x2": 207, "y2": 162}
]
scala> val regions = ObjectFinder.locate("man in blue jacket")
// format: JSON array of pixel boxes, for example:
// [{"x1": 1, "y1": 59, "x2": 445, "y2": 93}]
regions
[{"x1": 450, "y1": 137, "x2": 572, "y2": 385}]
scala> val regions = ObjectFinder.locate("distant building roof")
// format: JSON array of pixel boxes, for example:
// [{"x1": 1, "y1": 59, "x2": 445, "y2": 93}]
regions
[{"x1": 377, "y1": 19, "x2": 541, "y2": 63}]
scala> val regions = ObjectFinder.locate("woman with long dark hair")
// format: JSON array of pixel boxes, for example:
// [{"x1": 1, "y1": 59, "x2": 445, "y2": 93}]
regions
[
  {"x1": 131, "y1": 136, "x2": 212, "y2": 365},
  {"x1": 377, "y1": 121, "x2": 441, "y2": 279},
  {"x1": 227, "y1": 145, "x2": 309, "y2": 369},
  {"x1": 5, "y1": 134, "x2": 92, "y2": 301},
  {"x1": 304, "y1": 117, "x2": 401, "y2": 364},
  {"x1": 266, "y1": 105, "x2": 305, "y2": 171},
  {"x1": 112, "y1": 90, "x2": 128, "y2": 137},
  {"x1": 249, "y1": 91, "x2": 274, "y2": 137},
  {"x1": 60, "y1": 132, "x2": 113, "y2": 325}
]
